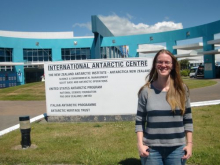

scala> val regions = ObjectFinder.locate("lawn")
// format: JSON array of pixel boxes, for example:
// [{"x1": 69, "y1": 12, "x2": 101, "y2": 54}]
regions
[
  {"x1": 0, "y1": 82, "x2": 46, "y2": 100},
  {"x1": 0, "y1": 78, "x2": 217, "y2": 101},
  {"x1": 0, "y1": 79, "x2": 219, "y2": 164},
  {"x1": 182, "y1": 78, "x2": 217, "y2": 89},
  {"x1": 0, "y1": 104, "x2": 220, "y2": 165}
]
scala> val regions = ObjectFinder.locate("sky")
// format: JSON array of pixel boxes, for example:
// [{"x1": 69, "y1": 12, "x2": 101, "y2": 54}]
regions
[{"x1": 0, "y1": 0, "x2": 220, "y2": 37}]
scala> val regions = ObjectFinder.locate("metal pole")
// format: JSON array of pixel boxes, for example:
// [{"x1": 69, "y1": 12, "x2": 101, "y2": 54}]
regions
[{"x1": 19, "y1": 116, "x2": 31, "y2": 148}]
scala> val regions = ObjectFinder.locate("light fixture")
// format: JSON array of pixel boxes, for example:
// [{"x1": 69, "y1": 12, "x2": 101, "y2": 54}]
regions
[
  {"x1": 150, "y1": 37, "x2": 153, "y2": 41},
  {"x1": 19, "y1": 116, "x2": 31, "y2": 148},
  {"x1": 35, "y1": 42, "x2": 39, "y2": 46},
  {"x1": 186, "y1": 31, "x2": 190, "y2": 37},
  {"x1": 74, "y1": 41, "x2": 77, "y2": 45}
]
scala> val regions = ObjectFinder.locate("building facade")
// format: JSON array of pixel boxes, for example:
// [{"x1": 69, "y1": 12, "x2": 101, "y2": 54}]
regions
[{"x1": 0, "y1": 15, "x2": 220, "y2": 87}]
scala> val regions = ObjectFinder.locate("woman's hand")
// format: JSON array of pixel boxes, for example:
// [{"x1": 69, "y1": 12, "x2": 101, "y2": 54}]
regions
[
  {"x1": 182, "y1": 144, "x2": 192, "y2": 159},
  {"x1": 136, "y1": 132, "x2": 149, "y2": 157},
  {"x1": 137, "y1": 143, "x2": 150, "y2": 157}
]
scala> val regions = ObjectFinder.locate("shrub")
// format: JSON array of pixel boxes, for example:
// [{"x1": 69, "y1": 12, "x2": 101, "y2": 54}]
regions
[{"x1": 181, "y1": 69, "x2": 189, "y2": 77}]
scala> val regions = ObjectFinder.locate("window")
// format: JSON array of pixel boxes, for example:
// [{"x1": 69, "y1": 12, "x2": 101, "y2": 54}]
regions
[
  {"x1": 0, "y1": 48, "x2": 13, "y2": 71},
  {"x1": 23, "y1": 49, "x2": 52, "y2": 62},
  {"x1": 0, "y1": 66, "x2": 13, "y2": 71},
  {"x1": 100, "y1": 46, "x2": 129, "y2": 59},
  {"x1": 0, "y1": 48, "x2": 12, "y2": 62},
  {"x1": 61, "y1": 48, "x2": 91, "y2": 61}
]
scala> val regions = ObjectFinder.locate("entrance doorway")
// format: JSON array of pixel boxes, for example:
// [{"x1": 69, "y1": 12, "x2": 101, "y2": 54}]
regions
[{"x1": 24, "y1": 68, "x2": 44, "y2": 83}]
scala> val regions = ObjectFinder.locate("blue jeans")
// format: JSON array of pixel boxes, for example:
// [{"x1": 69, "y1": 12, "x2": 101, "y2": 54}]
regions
[{"x1": 140, "y1": 145, "x2": 186, "y2": 165}]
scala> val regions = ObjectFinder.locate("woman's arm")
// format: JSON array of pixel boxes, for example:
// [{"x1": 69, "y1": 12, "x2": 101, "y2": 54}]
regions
[
  {"x1": 182, "y1": 84, "x2": 193, "y2": 159},
  {"x1": 135, "y1": 88, "x2": 149, "y2": 157},
  {"x1": 137, "y1": 132, "x2": 149, "y2": 157},
  {"x1": 182, "y1": 131, "x2": 193, "y2": 159}
]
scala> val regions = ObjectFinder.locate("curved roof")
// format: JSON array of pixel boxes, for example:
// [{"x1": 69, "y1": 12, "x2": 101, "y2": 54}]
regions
[{"x1": 0, "y1": 30, "x2": 74, "y2": 39}]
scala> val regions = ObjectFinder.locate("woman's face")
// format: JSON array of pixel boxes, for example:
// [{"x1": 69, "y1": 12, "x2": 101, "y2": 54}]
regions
[{"x1": 155, "y1": 53, "x2": 173, "y2": 78}]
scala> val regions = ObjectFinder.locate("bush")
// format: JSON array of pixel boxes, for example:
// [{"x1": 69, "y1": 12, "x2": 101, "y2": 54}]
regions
[{"x1": 181, "y1": 69, "x2": 190, "y2": 77}]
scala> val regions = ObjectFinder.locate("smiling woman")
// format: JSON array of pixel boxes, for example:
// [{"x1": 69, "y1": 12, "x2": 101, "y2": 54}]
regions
[
  {"x1": 135, "y1": 49, "x2": 193, "y2": 165},
  {"x1": 155, "y1": 53, "x2": 173, "y2": 79}
]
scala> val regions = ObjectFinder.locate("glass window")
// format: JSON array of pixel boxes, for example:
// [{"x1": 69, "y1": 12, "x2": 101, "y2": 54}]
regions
[
  {"x1": 39, "y1": 57, "x2": 43, "y2": 61},
  {"x1": 27, "y1": 50, "x2": 32, "y2": 57},
  {"x1": 86, "y1": 49, "x2": 90, "y2": 55},
  {"x1": 70, "y1": 49, "x2": 75, "y2": 55},
  {"x1": 33, "y1": 50, "x2": 38, "y2": 57},
  {"x1": 64, "y1": 49, "x2": 69, "y2": 55},
  {"x1": 0, "y1": 49, "x2": 4, "y2": 56},
  {"x1": 61, "y1": 48, "x2": 90, "y2": 60},
  {"x1": 6, "y1": 49, "x2": 12, "y2": 56},
  {"x1": 33, "y1": 57, "x2": 38, "y2": 61},
  {"x1": 28, "y1": 57, "x2": 32, "y2": 61},
  {"x1": 76, "y1": 55, "x2": 81, "y2": 60},
  {"x1": 0, "y1": 57, "x2": 4, "y2": 62},
  {"x1": 65, "y1": 56, "x2": 71, "y2": 60},
  {"x1": 61, "y1": 49, "x2": 65, "y2": 56},
  {"x1": 43, "y1": 56, "x2": 49, "y2": 61},
  {"x1": 82, "y1": 55, "x2": 87, "y2": 59},
  {"x1": 81, "y1": 48, "x2": 86, "y2": 55},
  {"x1": 23, "y1": 49, "x2": 52, "y2": 62},
  {"x1": 5, "y1": 56, "x2": 11, "y2": 62},
  {"x1": 38, "y1": 50, "x2": 43, "y2": 57},
  {"x1": 76, "y1": 49, "x2": 80, "y2": 55},
  {"x1": 47, "y1": 50, "x2": 51, "y2": 59},
  {"x1": 0, "y1": 48, "x2": 12, "y2": 62},
  {"x1": 101, "y1": 46, "x2": 128, "y2": 59},
  {"x1": 23, "y1": 49, "x2": 28, "y2": 57},
  {"x1": 71, "y1": 55, "x2": 76, "y2": 60}
]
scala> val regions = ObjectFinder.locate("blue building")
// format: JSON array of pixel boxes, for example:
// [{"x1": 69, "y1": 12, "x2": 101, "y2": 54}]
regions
[{"x1": 0, "y1": 15, "x2": 220, "y2": 87}]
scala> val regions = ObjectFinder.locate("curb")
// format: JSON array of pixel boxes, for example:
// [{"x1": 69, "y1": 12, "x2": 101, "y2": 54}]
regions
[{"x1": 0, "y1": 114, "x2": 45, "y2": 136}]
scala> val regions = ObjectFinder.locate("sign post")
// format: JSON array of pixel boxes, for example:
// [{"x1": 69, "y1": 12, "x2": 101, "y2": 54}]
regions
[{"x1": 44, "y1": 58, "x2": 152, "y2": 118}]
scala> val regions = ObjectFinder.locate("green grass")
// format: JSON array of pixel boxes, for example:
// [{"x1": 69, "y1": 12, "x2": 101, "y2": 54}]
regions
[
  {"x1": 182, "y1": 78, "x2": 217, "y2": 89},
  {"x1": 0, "y1": 78, "x2": 217, "y2": 101},
  {"x1": 188, "y1": 105, "x2": 220, "y2": 165},
  {"x1": 0, "y1": 82, "x2": 45, "y2": 100},
  {"x1": 0, "y1": 104, "x2": 220, "y2": 164},
  {"x1": 0, "y1": 121, "x2": 139, "y2": 165}
]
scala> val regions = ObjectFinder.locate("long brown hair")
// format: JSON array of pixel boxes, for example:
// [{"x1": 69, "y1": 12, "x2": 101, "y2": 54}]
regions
[{"x1": 138, "y1": 49, "x2": 188, "y2": 115}]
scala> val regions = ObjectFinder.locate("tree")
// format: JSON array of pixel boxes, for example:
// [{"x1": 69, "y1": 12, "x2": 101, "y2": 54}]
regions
[{"x1": 179, "y1": 59, "x2": 190, "y2": 70}]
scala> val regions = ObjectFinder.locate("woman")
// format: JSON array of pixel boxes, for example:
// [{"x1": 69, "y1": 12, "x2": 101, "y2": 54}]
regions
[{"x1": 135, "y1": 49, "x2": 193, "y2": 165}]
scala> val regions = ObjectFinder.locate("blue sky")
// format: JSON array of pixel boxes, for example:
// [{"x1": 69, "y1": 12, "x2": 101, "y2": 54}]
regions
[{"x1": 0, "y1": 0, "x2": 220, "y2": 37}]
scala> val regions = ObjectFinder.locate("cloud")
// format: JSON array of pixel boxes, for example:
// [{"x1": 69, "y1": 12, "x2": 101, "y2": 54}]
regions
[
  {"x1": 73, "y1": 22, "x2": 91, "y2": 30},
  {"x1": 72, "y1": 14, "x2": 183, "y2": 36},
  {"x1": 126, "y1": 13, "x2": 134, "y2": 20},
  {"x1": 164, "y1": 16, "x2": 170, "y2": 21},
  {"x1": 98, "y1": 14, "x2": 183, "y2": 36}
]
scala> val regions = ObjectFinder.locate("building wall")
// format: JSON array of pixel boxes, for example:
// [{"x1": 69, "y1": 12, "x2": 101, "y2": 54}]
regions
[
  {"x1": 0, "y1": 15, "x2": 220, "y2": 87},
  {"x1": 0, "y1": 36, "x2": 94, "y2": 85},
  {"x1": 93, "y1": 16, "x2": 220, "y2": 78}
]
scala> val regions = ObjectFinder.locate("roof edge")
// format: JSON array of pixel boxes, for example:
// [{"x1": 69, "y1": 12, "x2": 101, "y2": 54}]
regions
[{"x1": 0, "y1": 30, "x2": 74, "y2": 39}]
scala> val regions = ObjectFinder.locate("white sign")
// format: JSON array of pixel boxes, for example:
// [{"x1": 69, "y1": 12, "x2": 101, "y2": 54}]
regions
[
  {"x1": 44, "y1": 58, "x2": 152, "y2": 116},
  {"x1": 205, "y1": 63, "x2": 212, "y2": 71}
]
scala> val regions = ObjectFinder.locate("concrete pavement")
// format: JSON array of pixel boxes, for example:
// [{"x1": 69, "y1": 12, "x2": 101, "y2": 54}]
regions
[
  {"x1": 190, "y1": 79, "x2": 220, "y2": 102},
  {"x1": 0, "y1": 101, "x2": 46, "y2": 131}
]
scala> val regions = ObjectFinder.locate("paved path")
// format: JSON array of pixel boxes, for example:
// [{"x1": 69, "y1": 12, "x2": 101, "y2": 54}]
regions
[
  {"x1": 190, "y1": 79, "x2": 220, "y2": 102},
  {"x1": 0, "y1": 79, "x2": 220, "y2": 131},
  {"x1": 0, "y1": 101, "x2": 46, "y2": 131}
]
